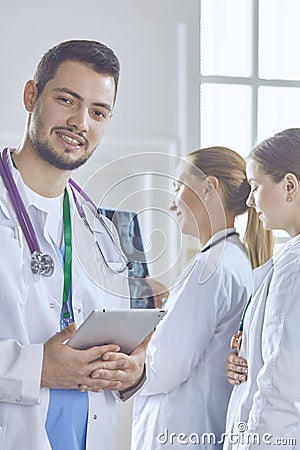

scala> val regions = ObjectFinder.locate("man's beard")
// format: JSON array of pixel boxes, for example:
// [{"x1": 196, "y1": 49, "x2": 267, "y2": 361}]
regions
[
  {"x1": 29, "y1": 111, "x2": 95, "y2": 171},
  {"x1": 30, "y1": 135, "x2": 93, "y2": 170}
]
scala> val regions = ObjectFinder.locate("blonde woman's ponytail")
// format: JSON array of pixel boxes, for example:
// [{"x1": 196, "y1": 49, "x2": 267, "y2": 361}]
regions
[
  {"x1": 187, "y1": 146, "x2": 274, "y2": 269},
  {"x1": 244, "y1": 207, "x2": 274, "y2": 269}
]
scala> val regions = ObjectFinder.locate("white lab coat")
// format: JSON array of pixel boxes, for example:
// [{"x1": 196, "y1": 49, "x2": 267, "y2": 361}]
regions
[
  {"x1": 131, "y1": 230, "x2": 252, "y2": 450},
  {"x1": 0, "y1": 160, "x2": 130, "y2": 450},
  {"x1": 224, "y1": 234, "x2": 300, "y2": 450}
]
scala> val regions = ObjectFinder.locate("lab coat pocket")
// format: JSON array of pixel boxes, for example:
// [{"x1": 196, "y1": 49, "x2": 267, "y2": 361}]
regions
[
  {"x1": 0, "y1": 226, "x2": 24, "y2": 253},
  {"x1": 0, "y1": 226, "x2": 30, "y2": 296},
  {"x1": 0, "y1": 425, "x2": 6, "y2": 449}
]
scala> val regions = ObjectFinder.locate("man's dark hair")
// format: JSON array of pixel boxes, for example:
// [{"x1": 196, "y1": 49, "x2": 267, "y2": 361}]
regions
[{"x1": 33, "y1": 39, "x2": 120, "y2": 102}]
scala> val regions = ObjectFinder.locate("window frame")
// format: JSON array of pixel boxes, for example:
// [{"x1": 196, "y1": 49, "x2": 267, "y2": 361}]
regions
[{"x1": 199, "y1": 0, "x2": 300, "y2": 148}]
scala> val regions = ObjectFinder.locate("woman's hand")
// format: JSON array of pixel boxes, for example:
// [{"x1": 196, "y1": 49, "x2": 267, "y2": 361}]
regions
[{"x1": 226, "y1": 352, "x2": 248, "y2": 385}]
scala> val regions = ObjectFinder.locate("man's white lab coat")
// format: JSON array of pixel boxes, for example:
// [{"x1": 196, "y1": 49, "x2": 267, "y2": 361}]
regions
[{"x1": 0, "y1": 162, "x2": 130, "y2": 450}]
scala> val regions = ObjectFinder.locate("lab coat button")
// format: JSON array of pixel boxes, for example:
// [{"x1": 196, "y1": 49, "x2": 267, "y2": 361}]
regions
[
  {"x1": 93, "y1": 414, "x2": 98, "y2": 420},
  {"x1": 49, "y1": 302, "x2": 55, "y2": 309}
]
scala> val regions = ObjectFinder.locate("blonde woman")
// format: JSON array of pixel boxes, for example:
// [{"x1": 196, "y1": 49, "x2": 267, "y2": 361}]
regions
[
  {"x1": 131, "y1": 147, "x2": 272, "y2": 450},
  {"x1": 225, "y1": 128, "x2": 300, "y2": 450}
]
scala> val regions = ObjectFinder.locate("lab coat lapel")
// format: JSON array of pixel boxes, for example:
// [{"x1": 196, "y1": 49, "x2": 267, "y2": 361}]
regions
[
  {"x1": 251, "y1": 236, "x2": 300, "y2": 309},
  {"x1": 253, "y1": 258, "x2": 273, "y2": 294}
]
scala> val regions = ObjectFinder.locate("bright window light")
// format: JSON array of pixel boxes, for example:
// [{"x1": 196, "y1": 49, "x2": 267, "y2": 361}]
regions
[
  {"x1": 200, "y1": 0, "x2": 300, "y2": 248},
  {"x1": 201, "y1": 0, "x2": 252, "y2": 76},
  {"x1": 200, "y1": 83, "x2": 252, "y2": 155},
  {"x1": 259, "y1": 0, "x2": 300, "y2": 80},
  {"x1": 257, "y1": 86, "x2": 300, "y2": 142}
]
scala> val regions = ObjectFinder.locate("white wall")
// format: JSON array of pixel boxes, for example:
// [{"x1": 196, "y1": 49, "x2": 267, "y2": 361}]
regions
[
  {"x1": 0, "y1": 0, "x2": 200, "y2": 150},
  {"x1": 0, "y1": 1, "x2": 200, "y2": 447}
]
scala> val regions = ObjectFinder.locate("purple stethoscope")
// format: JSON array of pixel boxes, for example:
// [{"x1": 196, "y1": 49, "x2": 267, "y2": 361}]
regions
[{"x1": 0, "y1": 148, "x2": 133, "y2": 276}]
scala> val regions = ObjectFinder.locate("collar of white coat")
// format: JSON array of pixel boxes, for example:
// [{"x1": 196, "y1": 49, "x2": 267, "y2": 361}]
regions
[
  {"x1": 194, "y1": 228, "x2": 239, "y2": 284},
  {"x1": 200, "y1": 227, "x2": 238, "y2": 253},
  {"x1": 273, "y1": 232, "x2": 300, "y2": 264},
  {"x1": 0, "y1": 148, "x2": 76, "y2": 221},
  {"x1": 252, "y1": 233, "x2": 300, "y2": 291}
]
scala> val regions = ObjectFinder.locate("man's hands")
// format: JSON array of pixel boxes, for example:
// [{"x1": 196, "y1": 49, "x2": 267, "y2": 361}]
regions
[
  {"x1": 41, "y1": 324, "x2": 152, "y2": 393},
  {"x1": 41, "y1": 324, "x2": 128, "y2": 392},
  {"x1": 226, "y1": 352, "x2": 248, "y2": 385},
  {"x1": 79, "y1": 331, "x2": 153, "y2": 393}
]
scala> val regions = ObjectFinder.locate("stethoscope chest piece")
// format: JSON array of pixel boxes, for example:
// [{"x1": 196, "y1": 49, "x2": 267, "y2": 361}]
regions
[
  {"x1": 31, "y1": 251, "x2": 54, "y2": 277},
  {"x1": 0, "y1": 149, "x2": 132, "y2": 277}
]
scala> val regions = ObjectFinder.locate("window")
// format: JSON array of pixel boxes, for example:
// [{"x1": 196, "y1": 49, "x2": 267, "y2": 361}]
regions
[
  {"x1": 200, "y1": 0, "x2": 300, "y2": 154},
  {"x1": 200, "y1": 0, "x2": 300, "y2": 248}
]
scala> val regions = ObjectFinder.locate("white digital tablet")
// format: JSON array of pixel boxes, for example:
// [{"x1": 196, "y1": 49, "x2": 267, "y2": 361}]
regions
[{"x1": 68, "y1": 309, "x2": 167, "y2": 354}]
